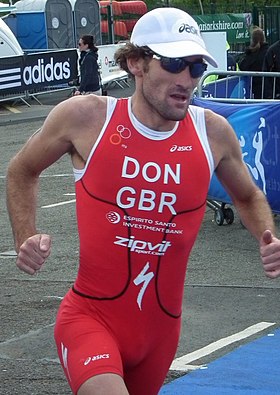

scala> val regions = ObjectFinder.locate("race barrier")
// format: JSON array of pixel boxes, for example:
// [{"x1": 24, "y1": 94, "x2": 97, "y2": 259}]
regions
[
  {"x1": 0, "y1": 48, "x2": 78, "y2": 103},
  {"x1": 0, "y1": 44, "x2": 129, "y2": 103},
  {"x1": 197, "y1": 70, "x2": 280, "y2": 101},
  {"x1": 192, "y1": 97, "x2": 280, "y2": 217}
]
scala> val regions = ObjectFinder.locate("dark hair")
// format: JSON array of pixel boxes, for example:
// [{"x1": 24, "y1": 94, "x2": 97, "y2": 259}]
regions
[
  {"x1": 114, "y1": 42, "x2": 151, "y2": 74},
  {"x1": 248, "y1": 27, "x2": 265, "y2": 52},
  {"x1": 81, "y1": 35, "x2": 98, "y2": 52}
]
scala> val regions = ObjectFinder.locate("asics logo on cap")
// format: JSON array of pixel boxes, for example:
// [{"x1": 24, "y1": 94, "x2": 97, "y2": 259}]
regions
[{"x1": 178, "y1": 23, "x2": 199, "y2": 36}]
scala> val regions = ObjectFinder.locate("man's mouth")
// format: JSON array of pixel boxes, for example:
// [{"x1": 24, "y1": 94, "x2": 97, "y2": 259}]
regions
[{"x1": 170, "y1": 93, "x2": 188, "y2": 102}]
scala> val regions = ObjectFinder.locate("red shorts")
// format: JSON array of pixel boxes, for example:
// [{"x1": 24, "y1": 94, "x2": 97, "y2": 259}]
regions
[{"x1": 54, "y1": 289, "x2": 180, "y2": 394}]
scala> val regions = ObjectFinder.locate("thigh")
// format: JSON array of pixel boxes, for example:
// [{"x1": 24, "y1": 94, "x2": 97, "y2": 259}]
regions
[
  {"x1": 124, "y1": 325, "x2": 180, "y2": 395},
  {"x1": 78, "y1": 373, "x2": 129, "y2": 395},
  {"x1": 54, "y1": 297, "x2": 124, "y2": 394}
]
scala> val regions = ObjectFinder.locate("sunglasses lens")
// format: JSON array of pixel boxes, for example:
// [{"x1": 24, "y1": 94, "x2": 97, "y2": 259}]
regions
[
  {"x1": 158, "y1": 56, "x2": 207, "y2": 77},
  {"x1": 160, "y1": 58, "x2": 186, "y2": 74},
  {"x1": 189, "y1": 62, "x2": 208, "y2": 78}
]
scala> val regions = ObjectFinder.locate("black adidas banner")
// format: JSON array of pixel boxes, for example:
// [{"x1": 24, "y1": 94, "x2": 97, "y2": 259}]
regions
[{"x1": 0, "y1": 49, "x2": 78, "y2": 95}]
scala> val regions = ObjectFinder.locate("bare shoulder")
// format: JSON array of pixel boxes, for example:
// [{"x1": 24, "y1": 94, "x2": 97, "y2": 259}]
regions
[
  {"x1": 46, "y1": 94, "x2": 108, "y2": 139},
  {"x1": 204, "y1": 108, "x2": 233, "y2": 139},
  {"x1": 40, "y1": 94, "x2": 110, "y2": 165},
  {"x1": 11, "y1": 95, "x2": 112, "y2": 174}
]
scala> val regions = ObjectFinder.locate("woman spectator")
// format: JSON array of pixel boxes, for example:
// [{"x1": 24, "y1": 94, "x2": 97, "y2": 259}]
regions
[
  {"x1": 75, "y1": 34, "x2": 101, "y2": 96},
  {"x1": 238, "y1": 27, "x2": 269, "y2": 99}
]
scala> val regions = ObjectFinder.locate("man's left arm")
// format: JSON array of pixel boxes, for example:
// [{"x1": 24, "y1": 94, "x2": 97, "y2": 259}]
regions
[{"x1": 208, "y1": 111, "x2": 280, "y2": 278}]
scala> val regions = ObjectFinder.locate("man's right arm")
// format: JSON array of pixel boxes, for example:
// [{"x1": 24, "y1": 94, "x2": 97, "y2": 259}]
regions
[{"x1": 6, "y1": 98, "x2": 85, "y2": 273}]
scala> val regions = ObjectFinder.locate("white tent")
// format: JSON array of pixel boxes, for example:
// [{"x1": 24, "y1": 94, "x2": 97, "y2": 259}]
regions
[{"x1": 0, "y1": 17, "x2": 23, "y2": 56}]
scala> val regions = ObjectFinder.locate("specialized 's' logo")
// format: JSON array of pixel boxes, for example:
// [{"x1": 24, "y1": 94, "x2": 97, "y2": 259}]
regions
[{"x1": 133, "y1": 262, "x2": 154, "y2": 310}]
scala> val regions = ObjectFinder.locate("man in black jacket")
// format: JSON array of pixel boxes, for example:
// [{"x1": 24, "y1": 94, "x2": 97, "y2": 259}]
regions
[{"x1": 262, "y1": 40, "x2": 280, "y2": 99}]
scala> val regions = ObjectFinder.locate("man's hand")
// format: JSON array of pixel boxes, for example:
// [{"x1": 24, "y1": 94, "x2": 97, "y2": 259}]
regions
[
  {"x1": 16, "y1": 234, "x2": 52, "y2": 275},
  {"x1": 260, "y1": 230, "x2": 280, "y2": 278}
]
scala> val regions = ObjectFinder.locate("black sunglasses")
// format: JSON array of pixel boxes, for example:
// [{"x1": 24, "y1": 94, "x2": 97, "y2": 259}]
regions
[{"x1": 145, "y1": 50, "x2": 207, "y2": 78}]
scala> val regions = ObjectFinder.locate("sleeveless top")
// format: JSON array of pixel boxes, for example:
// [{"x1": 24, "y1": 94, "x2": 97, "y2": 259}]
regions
[{"x1": 73, "y1": 97, "x2": 214, "y2": 318}]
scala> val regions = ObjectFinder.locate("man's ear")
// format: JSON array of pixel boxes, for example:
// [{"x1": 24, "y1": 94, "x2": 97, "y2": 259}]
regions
[{"x1": 127, "y1": 57, "x2": 145, "y2": 77}]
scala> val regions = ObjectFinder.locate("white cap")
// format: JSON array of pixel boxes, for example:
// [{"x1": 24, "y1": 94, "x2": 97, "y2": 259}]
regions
[{"x1": 130, "y1": 7, "x2": 218, "y2": 67}]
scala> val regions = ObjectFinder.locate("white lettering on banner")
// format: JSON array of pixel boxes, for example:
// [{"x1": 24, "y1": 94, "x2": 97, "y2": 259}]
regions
[
  {"x1": 239, "y1": 117, "x2": 267, "y2": 195},
  {"x1": 23, "y1": 58, "x2": 71, "y2": 85}
]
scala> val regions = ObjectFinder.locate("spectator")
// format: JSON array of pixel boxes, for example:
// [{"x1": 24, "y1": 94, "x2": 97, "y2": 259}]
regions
[
  {"x1": 239, "y1": 27, "x2": 269, "y2": 98},
  {"x1": 262, "y1": 40, "x2": 280, "y2": 99},
  {"x1": 75, "y1": 34, "x2": 101, "y2": 96}
]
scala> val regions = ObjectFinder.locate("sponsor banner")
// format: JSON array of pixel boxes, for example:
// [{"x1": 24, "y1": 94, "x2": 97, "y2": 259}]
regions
[
  {"x1": 193, "y1": 98, "x2": 280, "y2": 214},
  {"x1": 0, "y1": 55, "x2": 24, "y2": 92},
  {"x1": 194, "y1": 13, "x2": 252, "y2": 44},
  {"x1": 0, "y1": 49, "x2": 78, "y2": 94},
  {"x1": 98, "y1": 43, "x2": 128, "y2": 84}
]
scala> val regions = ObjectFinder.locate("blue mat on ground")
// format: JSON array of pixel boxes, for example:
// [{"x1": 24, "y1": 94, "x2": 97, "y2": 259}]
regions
[{"x1": 160, "y1": 328, "x2": 280, "y2": 394}]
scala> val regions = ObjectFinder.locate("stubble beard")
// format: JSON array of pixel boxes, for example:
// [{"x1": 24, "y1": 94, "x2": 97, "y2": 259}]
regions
[{"x1": 141, "y1": 80, "x2": 189, "y2": 122}]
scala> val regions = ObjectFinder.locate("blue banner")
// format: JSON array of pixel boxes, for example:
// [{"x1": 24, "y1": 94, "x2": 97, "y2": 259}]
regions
[
  {"x1": 193, "y1": 98, "x2": 280, "y2": 214},
  {"x1": 200, "y1": 76, "x2": 252, "y2": 99}
]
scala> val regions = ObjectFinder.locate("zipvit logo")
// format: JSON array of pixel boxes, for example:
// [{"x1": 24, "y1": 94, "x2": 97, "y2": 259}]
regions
[
  {"x1": 178, "y1": 23, "x2": 199, "y2": 36},
  {"x1": 23, "y1": 57, "x2": 71, "y2": 85},
  {"x1": 170, "y1": 145, "x2": 192, "y2": 152},
  {"x1": 114, "y1": 235, "x2": 171, "y2": 255}
]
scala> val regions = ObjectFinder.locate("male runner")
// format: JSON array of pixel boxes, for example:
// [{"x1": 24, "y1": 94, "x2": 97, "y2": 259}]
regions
[{"x1": 6, "y1": 7, "x2": 280, "y2": 395}]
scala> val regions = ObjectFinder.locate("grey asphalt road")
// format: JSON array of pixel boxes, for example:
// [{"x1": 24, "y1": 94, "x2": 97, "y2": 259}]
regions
[{"x1": 1, "y1": 85, "x2": 280, "y2": 395}]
